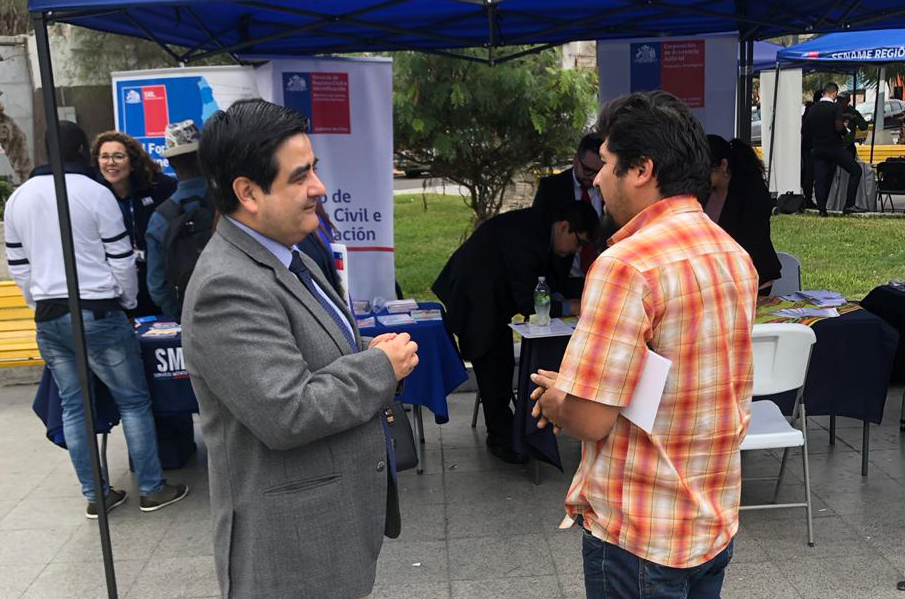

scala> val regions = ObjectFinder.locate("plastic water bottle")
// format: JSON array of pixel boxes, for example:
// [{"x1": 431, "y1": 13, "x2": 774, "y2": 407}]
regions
[{"x1": 534, "y1": 277, "x2": 551, "y2": 326}]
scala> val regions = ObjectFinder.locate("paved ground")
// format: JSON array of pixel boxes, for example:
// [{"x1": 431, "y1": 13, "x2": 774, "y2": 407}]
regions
[{"x1": 2, "y1": 381, "x2": 905, "y2": 599}]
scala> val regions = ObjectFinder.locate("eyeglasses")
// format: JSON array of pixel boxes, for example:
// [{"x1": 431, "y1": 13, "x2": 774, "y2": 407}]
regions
[{"x1": 98, "y1": 153, "x2": 128, "y2": 163}]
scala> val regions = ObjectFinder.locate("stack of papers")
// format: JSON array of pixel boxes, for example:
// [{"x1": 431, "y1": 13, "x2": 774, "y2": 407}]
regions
[
  {"x1": 356, "y1": 316, "x2": 376, "y2": 328},
  {"x1": 352, "y1": 300, "x2": 372, "y2": 316},
  {"x1": 410, "y1": 309, "x2": 442, "y2": 322},
  {"x1": 508, "y1": 318, "x2": 575, "y2": 339},
  {"x1": 772, "y1": 307, "x2": 839, "y2": 319},
  {"x1": 385, "y1": 299, "x2": 419, "y2": 313},
  {"x1": 785, "y1": 290, "x2": 846, "y2": 307},
  {"x1": 141, "y1": 325, "x2": 181, "y2": 338},
  {"x1": 377, "y1": 313, "x2": 416, "y2": 326}
]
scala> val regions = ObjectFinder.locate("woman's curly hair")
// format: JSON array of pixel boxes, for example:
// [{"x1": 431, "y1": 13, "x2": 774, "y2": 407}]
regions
[{"x1": 91, "y1": 131, "x2": 160, "y2": 190}]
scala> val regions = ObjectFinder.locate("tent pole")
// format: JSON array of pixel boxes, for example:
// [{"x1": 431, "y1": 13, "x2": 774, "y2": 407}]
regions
[
  {"x1": 870, "y1": 66, "x2": 885, "y2": 165},
  {"x1": 742, "y1": 40, "x2": 755, "y2": 142},
  {"x1": 737, "y1": 38, "x2": 749, "y2": 140},
  {"x1": 30, "y1": 12, "x2": 119, "y2": 599},
  {"x1": 767, "y1": 61, "x2": 781, "y2": 191}
]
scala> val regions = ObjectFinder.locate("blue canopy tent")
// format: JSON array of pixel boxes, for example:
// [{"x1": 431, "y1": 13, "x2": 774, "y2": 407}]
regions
[
  {"x1": 23, "y1": 1, "x2": 905, "y2": 597},
  {"x1": 754, "y1": 40, "x2": 783, "y2": 72},
  {"x1": 777, "y1": 30, "x2": 905, "y2": 162}
]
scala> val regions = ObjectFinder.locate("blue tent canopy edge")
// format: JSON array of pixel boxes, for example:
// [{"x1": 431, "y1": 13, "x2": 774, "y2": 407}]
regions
[{"x1": 26, "y1": 0, "x2": 905, "y2": 61}]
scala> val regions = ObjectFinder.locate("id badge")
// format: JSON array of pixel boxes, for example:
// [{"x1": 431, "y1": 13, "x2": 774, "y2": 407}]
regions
[{"x1": 134, "y1": 249, "x2": 146, "y2": 263}]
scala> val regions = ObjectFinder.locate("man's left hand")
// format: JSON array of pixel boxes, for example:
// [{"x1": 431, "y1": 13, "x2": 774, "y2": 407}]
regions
[{"x1": 530, "y1": 369, "x2": 564, "y2": 434}]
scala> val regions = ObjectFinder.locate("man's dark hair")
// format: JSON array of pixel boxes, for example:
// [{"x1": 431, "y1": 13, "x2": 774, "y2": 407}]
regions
[
  {"x1": 576, "y1": 133, "x2": 603, "y2": 156},
  {"x1": 824, "y1": 82, "x2": 839, "y2": 94},
  {"x1": 199, "y1": 99, "x2": 308, "y2": 215},
  {"x1": 594, "y1": 91, "x2": 710, "y2": 200},
  {"x1": 48, "y1": 121, "x2": 89, "y2": 164},
  {"x1": 812, "y1": 89, "x2": 824, "y2": 103},
  {"x1": 551, "y1": 201, "x2": 600, "y2": 245}
]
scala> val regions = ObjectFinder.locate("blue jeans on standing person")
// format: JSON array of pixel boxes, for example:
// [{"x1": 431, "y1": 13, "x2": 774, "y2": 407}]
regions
[
  {"x1": 582, "y1": 527, "x2": 733, "y2": 599},
  {"x1": 36, "y1": 310, "x2": 164, "y2": 501}
]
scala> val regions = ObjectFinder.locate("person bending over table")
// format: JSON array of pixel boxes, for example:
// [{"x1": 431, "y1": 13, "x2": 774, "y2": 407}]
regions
[
  {"x1": 432, "y1": 202, "x2": 599, "y2": 464},
  {"x1": 706, "y1": 134, "x2": 781, "y2": 294},
  {"x1": 531, "y1": 91, "x2": 759, "y2": 599}
]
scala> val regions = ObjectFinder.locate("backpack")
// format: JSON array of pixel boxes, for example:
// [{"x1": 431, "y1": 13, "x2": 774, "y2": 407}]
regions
[
  {"x1": 155, "y1": 194, "x2": 215, "y2": 306},
  {"x1": 775, "y1": 192, "x2": 805, "y2": 214}
]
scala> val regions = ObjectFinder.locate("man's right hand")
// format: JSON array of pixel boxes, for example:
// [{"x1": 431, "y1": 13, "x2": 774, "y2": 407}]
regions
[{"x1": 374, "y1": 332, "x2": 419, "y2": 381}]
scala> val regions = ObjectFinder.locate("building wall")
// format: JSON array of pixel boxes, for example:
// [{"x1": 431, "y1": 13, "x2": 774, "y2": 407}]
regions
[{"x1": 0, "y1": 35, "x2": 35, "y2": 181}]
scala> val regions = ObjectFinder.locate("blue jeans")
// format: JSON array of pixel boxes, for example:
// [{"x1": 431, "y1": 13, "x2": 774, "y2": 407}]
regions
[
  {"x1": 36, "y1": 310, "x2": 164, "y2": 501},
  {"x1": 582, "y1": 528, "x2": 733, "y2": 599}
]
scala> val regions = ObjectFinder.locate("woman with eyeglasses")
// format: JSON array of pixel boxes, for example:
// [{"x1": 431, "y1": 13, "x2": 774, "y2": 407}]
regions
[{"x1": 91, "y1": 131, "x2": 178, "y2": 317}]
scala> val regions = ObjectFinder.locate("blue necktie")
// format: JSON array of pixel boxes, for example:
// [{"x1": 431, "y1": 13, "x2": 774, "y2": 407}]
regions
[{"x1": 288, "y1": 250, "x2": 398, "y2": 481}]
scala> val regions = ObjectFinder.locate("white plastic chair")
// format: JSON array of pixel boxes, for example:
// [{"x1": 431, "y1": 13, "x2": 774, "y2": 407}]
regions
[
  {"x1": 740, "y1": 323, "x2": 817, "y2": 547},
  {"x1": 770, "y1": 252, "x2": 802, "y2": 297}
]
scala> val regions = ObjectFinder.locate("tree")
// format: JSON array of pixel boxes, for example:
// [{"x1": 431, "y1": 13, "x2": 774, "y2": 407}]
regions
[{"x1": 393, "y1": 48, "x2": 597, "y2": 226}]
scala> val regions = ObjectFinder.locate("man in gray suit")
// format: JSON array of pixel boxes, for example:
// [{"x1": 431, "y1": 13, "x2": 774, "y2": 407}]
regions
[{"x1": 182, "y1": 99, "x2": 419, "y2": 599}]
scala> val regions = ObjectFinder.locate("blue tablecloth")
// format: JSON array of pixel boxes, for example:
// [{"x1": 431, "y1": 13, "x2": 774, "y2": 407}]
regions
[
  {"x1": 358, "y1": 302, "x2": 467, "y2": 424},
  {"x1": 32, "y1": 319, "x2": 198, "y2": 468}
]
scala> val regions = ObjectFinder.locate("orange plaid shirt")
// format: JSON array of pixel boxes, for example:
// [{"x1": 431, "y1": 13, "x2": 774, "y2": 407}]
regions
[{"x1": 556, "y1": 196, "x2": 759, "y2": 568}]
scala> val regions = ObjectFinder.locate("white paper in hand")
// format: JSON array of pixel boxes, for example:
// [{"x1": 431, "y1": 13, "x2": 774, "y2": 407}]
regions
[{"x1": 620, "y1": 349, "x2": 671, "y2": 434}]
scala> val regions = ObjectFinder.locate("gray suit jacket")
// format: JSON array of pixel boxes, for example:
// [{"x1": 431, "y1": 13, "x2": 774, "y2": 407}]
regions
[{"x1": 182, "y1": 217, "x2": 399, "y2": 599}]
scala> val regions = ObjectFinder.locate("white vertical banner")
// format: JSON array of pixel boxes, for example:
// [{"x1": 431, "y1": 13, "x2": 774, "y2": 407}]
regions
[
  {"x1": 255, "y1": 57, "x2": 395, "y2": 304},
  {"x1": 760, "y1": 68, "x2": 803, "y2": 194},
  {"x1": 596, "y1": 33, "x2": 738, "y2": 140}
]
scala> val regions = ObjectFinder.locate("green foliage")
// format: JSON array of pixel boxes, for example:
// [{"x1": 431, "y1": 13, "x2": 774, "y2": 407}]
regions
[
  {"x1": 393, "y1": 193, "x2": 905, "y2": 302},
  {"x1": 393, "y1": 48, "x2": 597, "y2": 226},
  {"x1": 394, "y1": 193, "x2": 473, "y2": 301},
  {"x1": 771, "y1": 213, "x2": 905, "y2": 299},
  {"x1": 65, "y1": 28, "x2": 234, "y2": 85}
]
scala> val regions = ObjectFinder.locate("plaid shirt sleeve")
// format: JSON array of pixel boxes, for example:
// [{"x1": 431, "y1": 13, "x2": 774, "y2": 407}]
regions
[{"x1": 555, "y1": 255, "x2": 652, "y2": 407}]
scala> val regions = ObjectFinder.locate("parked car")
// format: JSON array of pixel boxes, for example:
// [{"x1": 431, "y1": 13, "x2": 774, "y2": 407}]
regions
[
  {"x1": 856, "y1": 99, "x2": 905, "y2": 130},
  {"x1": 394, "y1": 151, "x2": 432, "y2": 178}
]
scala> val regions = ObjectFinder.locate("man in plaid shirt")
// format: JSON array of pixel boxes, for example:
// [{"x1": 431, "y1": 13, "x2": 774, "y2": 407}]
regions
[{"x1": 531, "y1": 91, "x2": 759, "y2": 598}]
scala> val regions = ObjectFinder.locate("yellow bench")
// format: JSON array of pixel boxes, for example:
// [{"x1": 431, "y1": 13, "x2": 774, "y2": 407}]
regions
[
  {"x1": 0, "y1": 281, "x2": 43, "y2": 368},
  {"x1": 755, "y1": 144, "x2": 905, "y2": 166},
  {"x1": 856, "y1": 144, "x2": 905, "y2": 165}
]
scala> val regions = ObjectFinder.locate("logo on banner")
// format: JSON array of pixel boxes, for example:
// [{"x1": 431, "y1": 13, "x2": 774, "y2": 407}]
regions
[
  {"x1": 282, "y1": 72, "x2": 351, "y2": 134},
  {"x1": 634, "y1": 44, "x2": 657, "y2": 64},
  {"x1": 630, "y1": 40, "x2": 705, "y2": 109},
  {"x1": 121, "y1": 85, "x2": 170, "y2": 138}
]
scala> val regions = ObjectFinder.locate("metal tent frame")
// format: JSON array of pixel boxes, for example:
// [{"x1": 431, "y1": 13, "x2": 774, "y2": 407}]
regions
[{"x1": 25, "y1": 2, "x2": 905, "y2": 597}]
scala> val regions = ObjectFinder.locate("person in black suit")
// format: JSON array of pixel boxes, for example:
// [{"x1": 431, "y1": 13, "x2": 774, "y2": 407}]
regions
[
  {"x1": 707, "y1": 135, "x2": 782, "y2": 294},
  {"x1": 432, "y1": 203, "x2": 599, "y2": 463},
  {"x1": 532, "y1": 134, "x2": 603, "y2": 298},
  {"x1": 801, "y1": 89, "x2": 822, "y2": 209},
  {"x1": 803, "y1": 82, "x2": 864, "y2": 216}
]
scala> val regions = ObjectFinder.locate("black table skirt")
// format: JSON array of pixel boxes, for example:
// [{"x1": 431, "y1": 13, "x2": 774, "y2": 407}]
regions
[
  {"x1": 759, "y1": 307, "x2": 898, "y2": 424},
  {"x1": 511, "y1": 335, "x2": 570, "y2": 469},
  {"x1": 861, "y1": 285, "x2": 905, "y2": 383}
]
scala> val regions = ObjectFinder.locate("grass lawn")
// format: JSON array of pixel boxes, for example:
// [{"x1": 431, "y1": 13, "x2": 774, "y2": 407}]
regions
[{"x1": 394, "y1": 193, "x2": 905, "y2": 301}]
